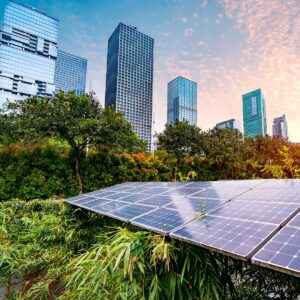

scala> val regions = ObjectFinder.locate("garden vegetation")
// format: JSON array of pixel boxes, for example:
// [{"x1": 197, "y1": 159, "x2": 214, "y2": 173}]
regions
[{"x1": 1, "y1": 92, "x2": 300, "y2": 299}]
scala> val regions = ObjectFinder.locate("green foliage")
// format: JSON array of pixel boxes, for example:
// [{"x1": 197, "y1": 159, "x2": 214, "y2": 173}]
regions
[
  {"x1": 1, "y1": 200, "x2": 300, "y2": 299},
  {"x1": 1, "y1": 91, "x2": 146, "y2": 193},
  {"x1": 155, "y1": 120, "x2": 204, "y2": 157}
]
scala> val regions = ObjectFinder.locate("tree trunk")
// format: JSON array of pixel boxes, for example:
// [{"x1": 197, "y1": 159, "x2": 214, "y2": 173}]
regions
[{"x1": 75, "y1": 156, "x2": 83, "y2": 194}]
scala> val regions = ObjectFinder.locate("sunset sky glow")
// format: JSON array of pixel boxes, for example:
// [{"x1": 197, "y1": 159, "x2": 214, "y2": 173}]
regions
[{"x1": 1, "y1": 0, "x2": 299, "y2": 141}]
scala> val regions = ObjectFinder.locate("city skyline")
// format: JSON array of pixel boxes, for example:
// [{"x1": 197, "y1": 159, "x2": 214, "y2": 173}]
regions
[{"x1": 0, "y1": 0, "x2": 299, "y2": 141}]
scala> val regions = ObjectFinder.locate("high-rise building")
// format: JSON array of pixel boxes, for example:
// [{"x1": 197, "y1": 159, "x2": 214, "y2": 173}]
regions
[
  {"x1": 273, "y1": 114, "x2": 288, "y2": 140},
  {"x1": 216, "y1": 119, "x2": 240, "y2": 130},
  {"x1": 54, "y1": 50, "x2": 87, "y2": 96},
  {"x1": 0, "y1": 0, "x2": 58, "y2": 107},
  {"x1": 167, "y1": 76, "x2": 197, "y2": 125},
  {"x1": 242, "y1": 89, "x2": 267, "y2": 137},
  {"x1": 105, "y1": 23, "x2": 154, "y2": 151}
]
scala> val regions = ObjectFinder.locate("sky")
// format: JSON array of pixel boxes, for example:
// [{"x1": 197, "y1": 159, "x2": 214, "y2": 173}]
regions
[{"x1": 1, "y1": 0, "x2": 300, "y2": 141}]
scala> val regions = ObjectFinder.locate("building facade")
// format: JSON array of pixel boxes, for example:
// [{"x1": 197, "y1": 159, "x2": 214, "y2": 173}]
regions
[
  {"x1": 0, "y1": 0, "x2": 58, "y2": 107},
  {"x1": 216, "y1": 119, "x2": 239, "y2": 130},
  {"x1": 273, "y1": 114, "x2": 288, "y2": 140},
  {"x1": 105, "y1": 23, "x2": 154, "y2": 151},
  {"x1": 54, "y1": 50, "x2": 87, "y2": 96},
  {"x1": 242, "y1": 89, "x2": 267, "y2": 137},
  {"x1": 167, "y1": 76, "x2": 197, "y2": 126}
]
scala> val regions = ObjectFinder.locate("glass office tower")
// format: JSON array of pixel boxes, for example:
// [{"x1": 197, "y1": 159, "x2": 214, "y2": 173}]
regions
[
  {"x1": 216, "y1": 119, "x2": 239, "y2": 130},
  {"x1": 105, "y1": 23, "x2": 154, "y2": 152},
  {"x1": 273, "y1": 114, "x2": 288, "y2": 140},
  {"x1": 54, "y1": 50, "x2": 87, "y2": 96},
  {"x1": 0, "y1": 0, "x2": 58, "y2": 107},
  {"x1": 167, "y1": 76, "x2": 197, "y2": 125},
  {"x1": 242, "y1": 89, "x2": 267, "y2": 137}
]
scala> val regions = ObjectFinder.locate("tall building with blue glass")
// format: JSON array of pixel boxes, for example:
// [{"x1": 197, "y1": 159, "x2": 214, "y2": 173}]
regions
[
  {"x1": 105, "y1": 23, "x2": 154, "y2": 151},
  {"x1": 0, "y1": 0, "x2": 58, "y2": 107},
  {"x1": 167, "y1": 76, "x2": 197, "y2": 125},
  {"x1": 242, "y1": 89, "x2": 267, "y2": 137},
  {"x1": 54, "y1": 50, "x2": 87, "y2": 96}
]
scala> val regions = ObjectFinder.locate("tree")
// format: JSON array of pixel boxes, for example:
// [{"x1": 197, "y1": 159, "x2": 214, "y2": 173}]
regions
[
  {"x1": 1, "y1": 91, "x2": 146, "y2": 193},
  {"x1": 203, "y1": 128, "x2": 245, "y2": 178},
  {"x1": 155, "y1": 120, "x2": 204, "y2": 158}
]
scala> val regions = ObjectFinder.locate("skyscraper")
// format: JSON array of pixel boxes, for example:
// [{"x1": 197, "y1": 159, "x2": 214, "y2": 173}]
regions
[
  {"x1": 273, "y1": 114, "x2": 288, "y2": 140},
  {"x1": 167, "y1": 76, "x2": 197, "y2": 125},
  {"x1": 105, "y1": 23, "x2": 154, "y2": 151},
  {"x1": 242, "y1": 89, "x2": 267, "y2": 137},
  {"x1": 0, "y1": 0, "x2": 58, "y2": 107},
  {"x1": 216, "y1": 119, "x2": 240, "y2": 130},
  {"x1": 54, "y1": 50, "x2": 87, "y2": 96}
]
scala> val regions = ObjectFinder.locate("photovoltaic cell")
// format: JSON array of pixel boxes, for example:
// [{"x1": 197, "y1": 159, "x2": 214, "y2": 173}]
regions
[
  {"x1": 191, "y1": 188, "x2": 249, "y2": 200},
  {"x1": 141, "y1": 187, "x2": 177, "y2": 195},
  {"x1": 119, "y1": 193, "x2": 153, "y2": 203},
  {"x1": 287, "y1": 213, "x2": 300, "y2": 229},
  {"x1": 131, "y1": 208, "x2": 198, "y2": 234},
  {"x1": 252, "y1": 226, "x2": 300, "y2": 277},
  {"x1": 183, "y1": 181, "x2": 219, "y2": 188},
  {"x1": 108, "y1": 203, "x2": 156, "y2": 221},
  {"x1": 161, "y1": 188, "x2": 203, "y2": 197},
  {"x1": 67, "y1": 196, "x2": 98, "y2": 205},
  {"x1": 65, "y1": 179, "x2": 300, "y2": 277},
  {"x1": 137, "y1": 195, "x2": 175, "y2": 207},
  {"x1": 76, "y1": 198, "x2": 112, "y2": 208},
  {"x1": 215, "y1": 180, "x2": 265, "y2": 189},
  {"x1": 254, "y1": 179, "x2": 300, "y2": 190},
  {"x1": 164, "y1": 197, "x2": 226, "y2": 214},
  {"x1": 171, "y1": 215, "x2": 278, "y2": 260},
  {"x1": 209, "y1": 200, "x2": 299, "y2": 225},
  {"x1": 235, "y1": 189, "x2": 300, "y2": 204},
  {"x1": 92, "y1": 201, "x2": 129, "y2": 214}
]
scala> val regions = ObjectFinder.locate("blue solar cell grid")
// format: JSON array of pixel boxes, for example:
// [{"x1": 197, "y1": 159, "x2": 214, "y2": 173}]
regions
[
  {"x1": 252, "y1": 227, "x2": 300, "y2": 277},
  {"x1": 171, "y1": 215, "x2": 278, "y2": 260},
  {"x1": 131, "y1": 208, "x2": 198, "y2": 234},
  {"x1": 66, "y1": 180, "x2": 300, "y2": 276}
]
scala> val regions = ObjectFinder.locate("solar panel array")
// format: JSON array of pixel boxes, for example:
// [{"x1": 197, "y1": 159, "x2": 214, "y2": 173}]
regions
[{"x1": 66, "y1": 179, "x2": 300, "y2": 277}]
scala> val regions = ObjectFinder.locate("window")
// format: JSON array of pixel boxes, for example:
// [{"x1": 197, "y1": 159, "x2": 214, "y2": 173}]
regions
[{"x1": 251, "y1": 96, "x2": 257, "y2": 116}]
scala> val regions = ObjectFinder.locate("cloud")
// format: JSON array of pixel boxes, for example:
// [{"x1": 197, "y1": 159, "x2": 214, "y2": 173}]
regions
[
  {"x1": 159, "y1": 32, "x2": 171, "y2": 37},
  {"x1": 184, "y1": 28, "x2": 195, "y2": 36},
  {"x1": 181, "y1": 17, "x2": 188, "y2": 23}
]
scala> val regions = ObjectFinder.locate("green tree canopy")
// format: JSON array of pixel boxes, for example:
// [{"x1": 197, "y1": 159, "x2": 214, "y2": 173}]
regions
[
  {"x1": 1, "y1": 91, "x2": 146, "y2": 192},
  {"x1": 155, "y1": 120, "x2": 204, "y2": 158}
]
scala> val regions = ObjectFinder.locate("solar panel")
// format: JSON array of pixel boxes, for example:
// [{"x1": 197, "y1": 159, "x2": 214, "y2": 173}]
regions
[
  {"x1": 191, "y1": 188, "x2": 249, "y2": 200},
  {"x1": 287, "y1": 212, "x2": 300, "y2": 229},
  {"x1": 108, "y1": 203, "x2": 156, "y2": 222},
  {"x1": 91, "y1": 201, "x2": 129, "y2": 214},
  {"x1": 118, "y1": 193, "x2": 153, "y2": 203},
  {"x1": 183, "y1": 181, "x2": 220, "y2": 188},
  {"x1": 131, "y1": 208, "x2": 198, "y2": 234},
  {"x1": 252, "y1": 226, "x2": 300, "y2": 277},
  {"x1": 137, "y1": 195, "x2": 175, "y2": 207},
  {"x1": 253, "y1": 179, "x2": 300, "y2": 189},
  {"x1": 235, "y1": 189, "x2": 300, "y2": 204},
  {"x1": 164, "y1": 197, "x2": 227, "y2": 214},
  {"x1": 67, "y1": 196, "x2": 99, "y2": 205},
  {"x1": 65, "y1": 179, "x2": 300, "y2": 277},
  {"x1": 208, "y1": 200, "x2": 299, "y2": 225},
  {"x1": 161, "y1": 188, "x2": 204, "y2": 197},
  {"x1": 215, "y1": 180, "x2": 265, "y2": 189},
  {"x1": 140, "y1": 187, "x2": 177, "y2": 195},
  {"x1": 171, "y1": 215, "x2": 278, "y2": 260}
]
